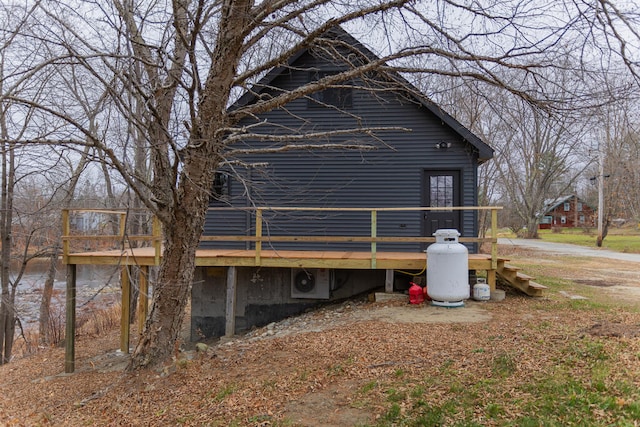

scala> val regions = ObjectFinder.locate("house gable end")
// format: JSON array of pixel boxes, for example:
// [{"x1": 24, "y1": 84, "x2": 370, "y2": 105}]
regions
[{"x1": 230, "y1": 27, "x2": 493, "y2": 163}]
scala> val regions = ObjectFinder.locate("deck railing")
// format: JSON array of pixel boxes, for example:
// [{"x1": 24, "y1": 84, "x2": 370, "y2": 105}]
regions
[
  {"x1": 61, "y1": 208, "x2": 162, "y2": 265},
  {"x1": 61, "y1": 206, "x2": 502, "y2": 269}
]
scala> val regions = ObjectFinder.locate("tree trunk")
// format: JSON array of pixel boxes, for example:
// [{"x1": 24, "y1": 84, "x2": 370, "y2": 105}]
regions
[
  {"x1": 38, "y1": 247, "x2": 59, "y2": 345},
  {"x1": 0, "y1": 136, "x2": 16, "y2": 364},
  {"x1": 38, "y1": 143, "x2": 91, "y2": 347},
  {"x1": 597, "y1": 217, "x2": 610, "y2": 247},
  {"x1": 523, "y1": 218, "x2": 540, "y2": 239},
  {"x1": 127, "y1": 0, "x2": 252, "y2": 370},
  {"x1": 127, "y1": 185, "x2": 211, "y2": 369},
  {"x1": 1, "y1": 304, "x2": 15, "y2": 364}
]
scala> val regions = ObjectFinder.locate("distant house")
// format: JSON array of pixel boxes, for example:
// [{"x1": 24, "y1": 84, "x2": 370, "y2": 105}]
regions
[{"x1": 539, "y1": 195, "x2": 596, "y2": 229}]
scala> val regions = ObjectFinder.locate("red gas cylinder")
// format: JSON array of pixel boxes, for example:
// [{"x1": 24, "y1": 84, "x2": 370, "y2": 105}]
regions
[{"x1": 409, "y1": 282, "x2": 425, "y2": 305}]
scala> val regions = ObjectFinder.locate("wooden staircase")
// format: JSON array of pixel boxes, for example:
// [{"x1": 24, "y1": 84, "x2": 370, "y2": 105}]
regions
[{"x1": 496, "y1": 261, "x2": 547, "y2": 297}]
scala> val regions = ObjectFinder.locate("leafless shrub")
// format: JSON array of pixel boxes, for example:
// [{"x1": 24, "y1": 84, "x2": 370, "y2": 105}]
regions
[{"x1": 77, "y1": 304, "x2": 121, "y2": 337}]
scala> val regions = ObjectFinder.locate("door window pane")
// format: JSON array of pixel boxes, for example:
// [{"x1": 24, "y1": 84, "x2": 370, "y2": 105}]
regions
[{"x1": 430, "y1": 175, "x2": 453, "y2": 208}]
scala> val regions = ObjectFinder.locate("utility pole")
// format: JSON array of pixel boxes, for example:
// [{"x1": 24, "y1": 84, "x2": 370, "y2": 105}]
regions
[
  {"x1": 594, "y1": 141, "x2": 611, "y2": 247},
  {"x1": 596, "y1": 146, "x2": 604, "y2": 247}
]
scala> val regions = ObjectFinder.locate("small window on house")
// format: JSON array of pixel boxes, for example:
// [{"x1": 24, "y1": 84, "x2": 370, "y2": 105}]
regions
[
  {"x1": 211, "y1": 172, "x2": 230, "y2": 202},
  {"x1": 579, "y1": 215, "x2": 585, "y2": 223},
  {"x1": 564, "y1": 202, "x2": 570, "y2": 211},
  {"x1": 577, "y1": 202, "x2": 583, "y2": 211},
  {"x1": 308, "y1": 71, "x2": 353, "y2": 109},
  {"x1": 561, "y1": 216, "x2": 567, "y2": 224}
]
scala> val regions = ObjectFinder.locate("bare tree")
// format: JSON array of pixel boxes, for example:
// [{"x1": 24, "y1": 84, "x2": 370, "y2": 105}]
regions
[
  {"x1": 417, "y1": 71, "x2": 597, "y2": 238},
  {"x1": 5, "y1": 0, "x2": 640, "y2": 370},
  {"x1": 494, "y1": 106, "x2": 594, "y2": 237},
  {"x1": 0, "y1": 104, "x2": 17, "y2": 364},
  {"x1": 36, "y1": 63, "x2": 120, "y2": 345},
  {"x1": 481, "y1": 56, "x2": 612, "y2": 238},
  {"x1": 0, "y1": 1, "x2": 43, "y2": 363},
  {"x1": 0, "y1": 1, "x2": 108, "y2": 359},
  {"x1": 583, "y1": 96, "x2": 640, "y2": 246},
  {"x1": 421, "y1": 77, "x2": 503, "y2": 238}
]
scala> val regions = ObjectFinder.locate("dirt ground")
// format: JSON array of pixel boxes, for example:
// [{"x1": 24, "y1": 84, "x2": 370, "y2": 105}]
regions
[
  {"x1": 506, "y1": 247, "x2": 640, "y2": 301},
  {"x1": 1, "y1": 246, "x2": 640, "y2": 426}
]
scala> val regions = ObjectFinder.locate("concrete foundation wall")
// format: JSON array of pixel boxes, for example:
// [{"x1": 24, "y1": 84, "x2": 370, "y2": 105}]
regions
[{"x1": 191, "y1": 267, "x2": 385, "y2": 340}]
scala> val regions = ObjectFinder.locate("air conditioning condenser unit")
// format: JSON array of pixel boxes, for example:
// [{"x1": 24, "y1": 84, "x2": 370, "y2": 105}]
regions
[{"x1": 290, "y1": 268, "x2": 331, "y2": 299}]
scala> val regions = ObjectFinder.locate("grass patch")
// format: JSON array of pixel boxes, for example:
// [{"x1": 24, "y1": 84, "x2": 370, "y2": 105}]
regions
[
  {"x1": 496, "y1": 226, "x2": 640, "y2": 253},
  {"x1": 368, "y1": 360, "x2": 640, "y2": 427},
  {"x1": 537, "y1": 228, "x2": 640, "y2": 253},
  {"x1": 363, "y1": 314, "x2": 640, "y2": 427},
  {"x1": 518, "y1": 374, "x2": 640, "y2": 426},
  {"x1": 209, "y1": 384, "x2": 236, "y2": 403},
  {"x1": 360, "y1": 380, "x2": 378, "y2": 394},
  {"x1": 386, "y1": 387, "x2": 407, "y2": 403},
  {"x1": 562, "y1": 298, "x2": 611, "y2": 311},
  {"x1": 492, "y1": 352, "x2": 517, "y2": 377}
]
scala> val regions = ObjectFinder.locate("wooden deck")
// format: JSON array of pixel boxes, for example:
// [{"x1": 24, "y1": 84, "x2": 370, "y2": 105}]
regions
[
  {"x1": 61, "y1": 205, "x2": 550, "y2": 313},
  {"x1": 65, "y1": 247, "x2": 497, "y2": 271},
  {"x1": 61, "y1": 205, "x2": 549, "y2": 299},
  {"x1": 64, "y1": 246, "x2": 545, "y2": 298},
  {"x1": 60, "y1": 206, "x2": 548, "y2": 373}
]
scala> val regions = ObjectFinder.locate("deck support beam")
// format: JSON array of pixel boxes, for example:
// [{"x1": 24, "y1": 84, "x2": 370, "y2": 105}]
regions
[
  {"x1": 225, "y1": 266, "x2": 237, "y2": 337},
  {"x1": 65, "y1": 264, "x2": 77, "y2": 373},
  {"x1": 120, "y1": 266, "x2": 131, "y2": 353},
  {"x1": 487, "y1": 269, "x2": 496, "y2": 291},
  {"x1": 385, "y1": 269, "x2": 394, "y2": 293},
  {"x1": 137, "y1": 266, "x2": 149, "y2": 334},
  {"x1": 370, "y1": 211, "x2": 377, "y2": 268}
]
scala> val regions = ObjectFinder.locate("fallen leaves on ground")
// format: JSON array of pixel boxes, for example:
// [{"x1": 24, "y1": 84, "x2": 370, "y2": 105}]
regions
[{"x1": 2, "y1": 249, "x2": 640, "y2": 426}]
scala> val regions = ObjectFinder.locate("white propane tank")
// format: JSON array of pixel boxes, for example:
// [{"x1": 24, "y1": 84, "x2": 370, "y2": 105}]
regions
[
  {"x1": 473, "y1": 278, "x2": 491, "y2": 301},
  {"x1": 426, "y1": 229, "x2": 469, "y2": 307}
]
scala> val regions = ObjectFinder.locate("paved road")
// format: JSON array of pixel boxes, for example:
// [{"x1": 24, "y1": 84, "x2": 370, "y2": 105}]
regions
[{"x1": 497, "y1": 238, "x2": 640, "y2": 263}]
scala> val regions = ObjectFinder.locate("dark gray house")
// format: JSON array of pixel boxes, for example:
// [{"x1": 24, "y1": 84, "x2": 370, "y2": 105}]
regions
[{"x1": 191, "y1": 28, "x2": 494, "y2": 338}]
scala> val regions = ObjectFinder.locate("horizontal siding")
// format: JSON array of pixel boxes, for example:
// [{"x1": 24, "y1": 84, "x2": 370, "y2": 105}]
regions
[{"x1": 204, "y1": 51, "x2": 481, "y2": 252}]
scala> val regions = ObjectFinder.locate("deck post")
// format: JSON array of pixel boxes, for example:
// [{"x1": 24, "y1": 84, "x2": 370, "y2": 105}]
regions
[
  {"x1": 385, "y1": 269, "x2": 394, "y2": 293},
  {"x1": 225, "y1": 266, "x2": 237, "y2": 337},
  {"x1": 255, "y1": 210, "x2": 262, "y2": 266},
  {"x1": 62, "y1": 209, "x2": 70, "y2": 264},
  {"x1": 487, "y1": 269, "x2": 496, "y2": 291},
  {"x1": 118, "y1": 213, "x2": 127, "y2": 239},
  {"x1": 489, "y1": 208, "x2": 499, "y2": 292},
  {"x1": 491, "y1": 208, "x2": 498, "y2": 270},
  {"x1": 370, "y1": 210, "x2": 377, "y2": 269},
  {"x1": 65, "y1": 264, "x2": 77, "y2": 373},
  {"x1": 152, "y1": 216, "x2": 161, "y2": 265},
  {"x1": 137, "y1": 265, "x2": 149, "y2": 334},
  {"x1": 120, "y1": 266, "x2": 131, "y2": 353}
]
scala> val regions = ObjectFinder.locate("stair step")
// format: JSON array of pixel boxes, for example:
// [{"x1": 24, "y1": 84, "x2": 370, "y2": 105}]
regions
[
  {"x1": 503, "y1": 264, "x2": 521, "y2": 272},
  {"x1": 526, "y1": 280, "x2": 546, "y2": 289},
  {"x1": 497, "y1": 264, "x2": 546, "y2": 297},
  {"x1": 516, "y1": 272, "x2": 535, "y2": 281},
  {"x1": 526, "y1": 281, "x2": 546, "y2": 297}
]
